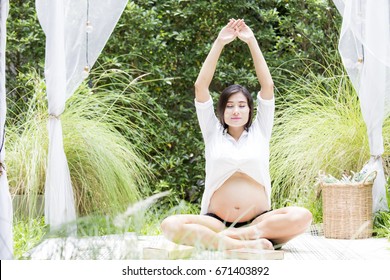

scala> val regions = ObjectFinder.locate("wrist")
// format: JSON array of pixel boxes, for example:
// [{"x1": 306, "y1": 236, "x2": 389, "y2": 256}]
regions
[
  {"x1": 246, "y1": 37, "x2": 258, "y2": 46},
  {"x1": 215, "y1": 37, "x2": 228, "y2": 47}
]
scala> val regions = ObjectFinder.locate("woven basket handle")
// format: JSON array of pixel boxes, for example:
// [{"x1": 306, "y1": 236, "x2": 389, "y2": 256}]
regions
[
  {"x1": 362, "y1": 170, "x2": 377, "y2": 184},
  {"x1": 316, "y1": 170, "x2": 377, "y2": 198}
]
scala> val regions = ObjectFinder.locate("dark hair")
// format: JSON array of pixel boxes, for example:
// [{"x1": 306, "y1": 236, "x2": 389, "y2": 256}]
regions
[{"x1": 217, "y1": 84, "x2": 254, "y2": 131}]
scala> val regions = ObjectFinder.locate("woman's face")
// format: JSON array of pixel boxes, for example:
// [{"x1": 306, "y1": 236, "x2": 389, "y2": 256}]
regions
[{"x1": 223, "y1": 92, "x2": 250, "y2": 129}]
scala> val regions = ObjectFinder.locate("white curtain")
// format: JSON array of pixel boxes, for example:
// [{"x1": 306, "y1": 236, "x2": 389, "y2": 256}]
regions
[
  {"x1": 0, "y1": 0, "x2": 13, "y2": 259},
  {"x1": 333, "y1": 0, "x2": 389, "y2": 212},
  {"x1": 35, "y1": 0, "x2": 128, "y2": 231}
]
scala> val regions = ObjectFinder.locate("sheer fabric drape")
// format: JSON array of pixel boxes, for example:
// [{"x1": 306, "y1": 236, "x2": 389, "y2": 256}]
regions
[
  {"x1": 35, "y1": 0, "x2": 128, "y2": 231},
  {"x1": 333, "y1": 0, "x2": 389, "y2": 212},
  {"x1": 0, "y1": 0, "x2": 13, "y2": 260}
]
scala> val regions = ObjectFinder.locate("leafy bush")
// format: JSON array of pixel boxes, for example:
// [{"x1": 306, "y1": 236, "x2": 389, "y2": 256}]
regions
[
  {"x1": 6, "y1": 0, "x2": 45, "y2": 102},
  {"x1": 102, "y1": 0, "x2": 342, "y2": 205}
]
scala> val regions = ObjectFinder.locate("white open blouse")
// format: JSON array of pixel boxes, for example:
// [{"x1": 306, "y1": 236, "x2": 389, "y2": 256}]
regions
[{"x1": 195, "y1": 94, "x2": 275, "y2": 214}]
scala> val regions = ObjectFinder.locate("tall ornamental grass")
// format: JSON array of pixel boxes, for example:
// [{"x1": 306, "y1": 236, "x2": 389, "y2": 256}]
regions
[
  {"x1": 6, "y1": 68, "x2": 162, "y2": 216},
  {"x1": 270, "y1": 60, "x2": 390, "y2": 219}
]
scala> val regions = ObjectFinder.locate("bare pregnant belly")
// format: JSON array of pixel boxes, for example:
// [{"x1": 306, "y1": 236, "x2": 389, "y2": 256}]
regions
[{"x1": 208, "y1": 172, "x2": 269, "y2": 223}]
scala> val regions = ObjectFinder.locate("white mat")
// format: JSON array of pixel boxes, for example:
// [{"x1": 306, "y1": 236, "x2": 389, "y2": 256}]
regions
[
  {"x1": 283, "y1": 233, "x2": 390, "y2": 260},
  {"x1": 25, "y1": 232, "x2": 390, "y2": 260}
]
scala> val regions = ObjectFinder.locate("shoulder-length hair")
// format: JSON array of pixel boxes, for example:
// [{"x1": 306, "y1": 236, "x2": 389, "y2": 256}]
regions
[{"x1": 216, "y1": 84, "x2": 254, "y2": 131}]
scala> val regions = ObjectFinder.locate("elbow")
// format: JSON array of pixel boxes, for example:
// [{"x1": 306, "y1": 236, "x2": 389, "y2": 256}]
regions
[
  {"x1": 194, "y1": 80, "x2": 203, "y2": 92},
  {"x1": 194, "y1": 81, "x2": 210, "y2": 103},
  {"x1": 194, "y1": 81, "x2": 199, "y2": 91},
  {"x1": 194, "y1": 81, "x2": 207, "y2": 94},
  {"x1": 259, "y1": 81, "x2": 274, "y2": 100},
  {"x1": 263, "y1": 80, "x2": 274, "y2": 91}
]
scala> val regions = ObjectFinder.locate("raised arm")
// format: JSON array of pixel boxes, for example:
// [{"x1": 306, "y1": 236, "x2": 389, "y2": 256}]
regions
[
  {"x1": 237, "y1": 21, "x2": 274, "y2": 100},
  {"x1": 194, "y1": 19, "x2": 240, "y2": 103}
]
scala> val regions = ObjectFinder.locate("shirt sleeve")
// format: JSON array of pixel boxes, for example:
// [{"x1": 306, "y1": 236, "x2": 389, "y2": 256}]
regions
[
  {"x1": 195, "y1": 97, "x2": 219, "y2": 142},
  {"x1": 254, "y1": 94, "x2": 275, "y2": 141}
]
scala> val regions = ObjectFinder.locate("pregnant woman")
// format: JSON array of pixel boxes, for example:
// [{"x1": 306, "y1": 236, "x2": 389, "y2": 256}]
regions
[{"x1": 161, "y1": 19, "x2": 312, "y2": 250}]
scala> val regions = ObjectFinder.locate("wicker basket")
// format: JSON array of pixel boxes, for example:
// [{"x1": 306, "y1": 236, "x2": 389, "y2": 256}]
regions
[{"x1": 320, "y1": 171, "x2": 375, "y2": 239}]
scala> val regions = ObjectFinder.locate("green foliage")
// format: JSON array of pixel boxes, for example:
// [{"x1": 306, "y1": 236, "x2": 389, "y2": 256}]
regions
[
  {"x1": 6, "y1": 68, "x2": 162, "y2": 216},
  {"x1": 12, "y1": 195, "x2": 200, "y2": 259},
  {"x1": 270, "y1": 58, "x2": 390, "y2": 222},
  {"x1": 13, "y1": 217, "x2": 47, "y2": 259},
  {"x1": 6, "y1": 1, "x2": 342, "y2": 207},
  {"x1": 6, "y1": 1, "x2": 390, "y2": 255},
  {"x1": 271, "y1": 66, "x2": 367, "y2": 209},
  {"x1": 100, "y1": 0, "x2": 342, "y2": 205},
  {"x1": 373, "y1": 179, "x2": 390, "y2": 238},
  {"x1": 374, "y1": 211, "x2": 390, "y2": 239},
  {"x1": 6, "y1": 0, "x2": 45, "y2": 102}
]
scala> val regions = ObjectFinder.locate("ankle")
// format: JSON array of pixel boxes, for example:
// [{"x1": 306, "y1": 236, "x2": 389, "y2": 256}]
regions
[{"x1": 252, "y1": 226, "x2": 263, "y2": 239}]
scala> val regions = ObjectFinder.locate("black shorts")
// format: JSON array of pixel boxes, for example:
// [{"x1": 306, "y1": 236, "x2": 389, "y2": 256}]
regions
[
  {"x1": 205, "y1": 210, "x2": 284, "y2": 249},
  {"x1": 205, "y1": 210, "x2": 272, "y2": 228}
]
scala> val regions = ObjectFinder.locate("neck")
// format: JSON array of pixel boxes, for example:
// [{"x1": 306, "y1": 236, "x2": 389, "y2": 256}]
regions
[{"x1": 227, "y1": 126, "x2": 245, "y2": 141}]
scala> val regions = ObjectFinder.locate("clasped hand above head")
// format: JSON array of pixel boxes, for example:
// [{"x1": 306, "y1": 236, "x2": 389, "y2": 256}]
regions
[{"x1": 217, "y1": 18, "x2": 256, "y2": 46}]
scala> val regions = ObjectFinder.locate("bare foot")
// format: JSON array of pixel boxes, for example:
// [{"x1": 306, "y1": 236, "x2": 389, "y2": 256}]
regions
[
  {"x1": 219, "y1": 227, "x2": 242, "y2": 239},
  {"x1": 244, "y1": 238, "x2": 274, "y2": 250},
  {"x1": 218, "y1": 228, "x2": 273, "y2": 250},
  {"x1": 220, "y1": 226, "x2": 259, "y2": 240},
  {"x1": 216, "y1": 233, "x2": 274, "y2": 251}
]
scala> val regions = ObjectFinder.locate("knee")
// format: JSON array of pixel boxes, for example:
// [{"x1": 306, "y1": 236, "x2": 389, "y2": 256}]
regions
[
  {"x1": 289, "y1": 207, "x2": 313, "y2": 230},
  {"x1": 160, "y1": 215, "x2": 184, "y2": 238},
  {"x1": 286, "y1": 206, "x2": 313, "y2": 233}
]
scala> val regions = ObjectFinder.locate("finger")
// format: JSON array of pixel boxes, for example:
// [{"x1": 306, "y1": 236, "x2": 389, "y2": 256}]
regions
[
  {"x1": 240, "y1": 22, "x2": 247, "y2": 30},
  {"x1": 236, "y1": 19, "x2": 243, "y2": 25},
  {"x1": 227, "y1": 21, "x2": 235, "y2": 28},
  {"x1": 231, "y1": 19, "x2": 240, "y2": 29},
  {"x1": 234, "y1": 20, "x2": 243, "y2": 31}
]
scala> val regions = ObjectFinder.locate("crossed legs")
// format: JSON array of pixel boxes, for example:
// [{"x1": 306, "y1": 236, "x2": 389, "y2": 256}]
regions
[
  {"x1": 160, "y1": 213, "x2": 274, "y2": 250},
  {"x1": 160, "y1": 206, "x2": 312, "y2": 250}
]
